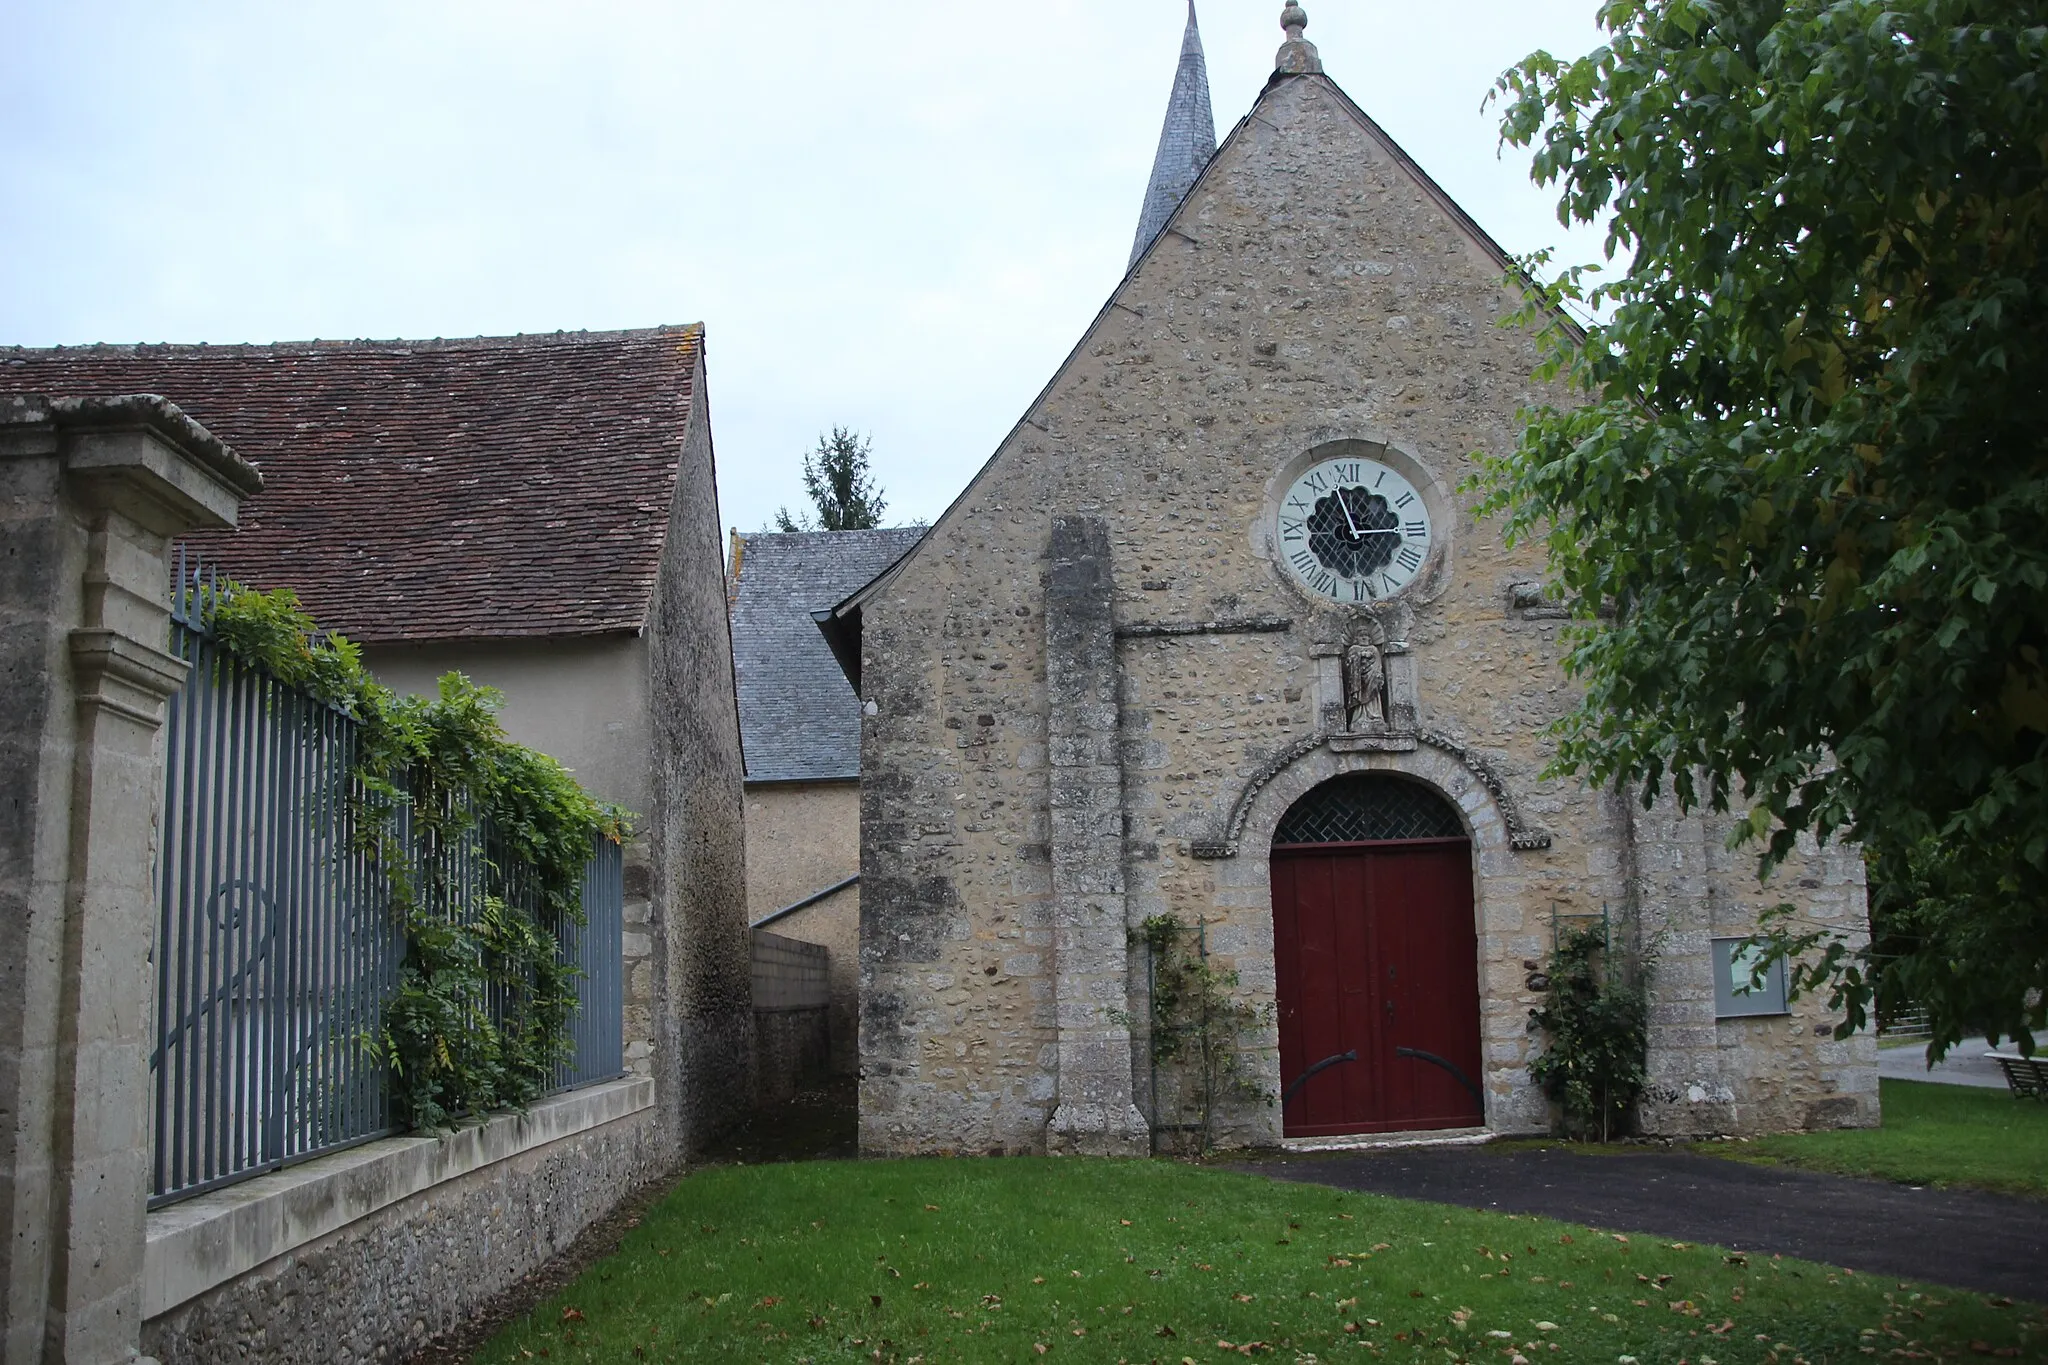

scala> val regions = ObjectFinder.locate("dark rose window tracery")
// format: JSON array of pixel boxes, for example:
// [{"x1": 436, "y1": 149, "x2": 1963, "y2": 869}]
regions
[{"x1": 1306, "y1": 487, "x2": 1400, "y2": 580}]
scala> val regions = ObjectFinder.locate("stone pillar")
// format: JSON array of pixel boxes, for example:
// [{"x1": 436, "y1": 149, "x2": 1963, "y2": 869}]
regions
[
  {"x1": 1624, "y1": 779, "x2": 1736, "y2": 1136},
  {"x1": 1043, "y1": 517, "x2": 1147, "y2": 1156},
  {"x1": 0, "y1": 395, "x2": 260, "y2": 1365}
]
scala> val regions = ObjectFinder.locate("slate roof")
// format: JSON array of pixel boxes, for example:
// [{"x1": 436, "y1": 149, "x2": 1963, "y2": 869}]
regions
[
  {"x1": 729, "y1": 527, "x2": 924, "y2": 782},
  {"x1": 0, "y1": 326, "x2": 704, "y2": 643},
  {"x1": 1130, "y1": 1, "x2": 1217, "y2": 268}
]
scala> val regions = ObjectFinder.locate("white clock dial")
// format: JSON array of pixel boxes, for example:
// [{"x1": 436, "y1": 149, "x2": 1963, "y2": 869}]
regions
[{"x1": 1276, "y1": 457, "x2": 1433, "y2": 603}]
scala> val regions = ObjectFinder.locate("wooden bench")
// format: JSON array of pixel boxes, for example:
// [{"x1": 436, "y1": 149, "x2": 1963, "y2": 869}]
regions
[{"x1": 1985, "y1": 1052, "x2": 2048, "y2": 1098}]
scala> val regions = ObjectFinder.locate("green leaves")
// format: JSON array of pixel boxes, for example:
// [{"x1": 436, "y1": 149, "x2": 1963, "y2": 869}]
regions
[
  {"x1": 1479, "y1": 0, "x2": 2048, "y2": 1050},
  {"x1": 200, "y1": 579, "x2": 634, "y2": 1131},
  {"x1": 1530, "y1": 928, "x2": 1653, "y2": 1142}
]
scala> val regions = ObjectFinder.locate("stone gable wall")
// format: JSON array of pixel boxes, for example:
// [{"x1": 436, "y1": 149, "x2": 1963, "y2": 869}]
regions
[{"x1": 857, "y1": 72, "x2": 1874, "y2": 1155}]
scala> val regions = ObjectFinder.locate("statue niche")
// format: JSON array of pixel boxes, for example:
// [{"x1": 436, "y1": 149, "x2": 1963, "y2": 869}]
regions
[{"x1": 1316, "y1": 625, "x2": 1417, "y2": 753}]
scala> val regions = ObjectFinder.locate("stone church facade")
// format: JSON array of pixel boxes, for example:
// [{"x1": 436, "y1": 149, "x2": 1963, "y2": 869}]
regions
[{"x1": 830, "y1": 6, "x2": 1877, "y2": 1156}]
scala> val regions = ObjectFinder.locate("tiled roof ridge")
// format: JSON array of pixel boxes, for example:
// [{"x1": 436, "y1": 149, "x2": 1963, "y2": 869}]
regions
[{"x1": 0, "y1": 322, "x2": 703, "y2": 362}]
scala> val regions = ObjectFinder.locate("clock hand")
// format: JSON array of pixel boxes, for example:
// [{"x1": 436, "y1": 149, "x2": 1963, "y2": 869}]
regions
[{"x1": 1336, "y1": 488, "x2": 1362, "y2": 539}]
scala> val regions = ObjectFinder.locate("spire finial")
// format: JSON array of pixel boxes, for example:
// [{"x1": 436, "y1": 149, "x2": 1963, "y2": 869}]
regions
[{"x1": 1276, "y1": 2, "x2": 1323, "y2": 75}]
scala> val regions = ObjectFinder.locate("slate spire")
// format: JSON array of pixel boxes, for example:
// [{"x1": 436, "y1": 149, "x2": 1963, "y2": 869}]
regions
[{"x1": 1128, "y1": 1, "x2": 1217, "y2": 268}]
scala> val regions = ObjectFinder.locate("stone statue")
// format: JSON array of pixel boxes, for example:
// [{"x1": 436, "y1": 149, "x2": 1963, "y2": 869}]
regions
[{"x1": 1344, "y1": 643, "x2": 1385, "y2": 731}]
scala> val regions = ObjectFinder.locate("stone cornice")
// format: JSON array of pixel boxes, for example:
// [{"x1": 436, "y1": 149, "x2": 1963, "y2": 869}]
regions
[{"x1": 68, "y1": 629, "x2": 190, "y2": 729}]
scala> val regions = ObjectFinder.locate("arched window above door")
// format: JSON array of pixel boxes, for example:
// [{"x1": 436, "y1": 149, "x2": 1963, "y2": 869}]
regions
[{"x1": 1273, "y1": 774, "x2": 1465, "y2": 846}]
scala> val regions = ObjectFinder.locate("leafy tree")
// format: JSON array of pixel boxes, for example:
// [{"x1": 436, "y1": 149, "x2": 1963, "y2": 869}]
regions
[
  {"x1": 773, "y1": 426, "x2": 889, "y2": 531},
  {"x1": 1479, "y1": 1, "x2": 2048, "y2": 1057}
]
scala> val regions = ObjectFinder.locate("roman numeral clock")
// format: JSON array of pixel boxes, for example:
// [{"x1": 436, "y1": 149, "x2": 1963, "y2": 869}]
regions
[{"x1": 1277, "y1": 455, "x2": 1432, "y2": 603}]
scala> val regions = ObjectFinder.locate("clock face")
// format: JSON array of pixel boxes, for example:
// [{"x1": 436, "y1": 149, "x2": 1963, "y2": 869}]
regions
[{"x1": 1276, "y1": 456, "x2": 1433, "y2": 603}]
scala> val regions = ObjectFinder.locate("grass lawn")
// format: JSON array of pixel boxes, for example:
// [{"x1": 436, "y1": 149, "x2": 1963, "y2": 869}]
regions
[
  {"x1": 468, "y1": 1158, "x2": 2039, "y2": 1364},
  {"x1": 1722, "y1": 1079, "x2": 2048, "y2": 1198}
]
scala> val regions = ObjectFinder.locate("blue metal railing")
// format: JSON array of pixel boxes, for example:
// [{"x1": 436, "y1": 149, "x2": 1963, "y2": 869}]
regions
[{"x1": 149, "y1": 552, "x2": 625, "y2": 1207}]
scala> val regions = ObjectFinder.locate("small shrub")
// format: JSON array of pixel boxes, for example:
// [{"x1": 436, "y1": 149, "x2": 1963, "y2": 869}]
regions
[
  {"x1": 1530, "y1": 925, "x2": 1652, "y2": 1141},
  {"x1": 1134, "y1": 915, "x2": 1272, "y2": 1154}
]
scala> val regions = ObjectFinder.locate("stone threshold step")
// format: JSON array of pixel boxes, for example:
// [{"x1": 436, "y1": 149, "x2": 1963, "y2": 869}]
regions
[{"x1": 1280, "y1": 1126, "x2": 1492, "y2": 1154}]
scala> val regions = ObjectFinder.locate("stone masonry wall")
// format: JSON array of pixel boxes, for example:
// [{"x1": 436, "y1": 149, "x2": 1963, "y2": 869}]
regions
[
  {"x1": 142, "y1": 1110, "x2": 665, "y2": 1365},
  {"x1": 0, "y1": 410, "x2": 83, "y2": 1361},
  {"x1": 857, "y1": 71, "x2": 1875, "y2": 1154},
  {"x1": 648, "y1": 352, "x2": 755, "y2": 1154}
]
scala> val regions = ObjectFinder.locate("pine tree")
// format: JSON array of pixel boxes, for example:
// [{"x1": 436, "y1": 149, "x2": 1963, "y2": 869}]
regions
[{"x1": 772, "y1": 427, "x2": 888, "y2": 532}]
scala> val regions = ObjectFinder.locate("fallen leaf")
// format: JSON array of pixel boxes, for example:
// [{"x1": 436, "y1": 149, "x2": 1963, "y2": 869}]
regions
[
  {"x1": 1120, "y1": 1219, "x2": 1132, "y2": 1226},
  {"x1": 1156, "y1": 1325, "x2": 1177, "y2": 1338},
  {"x1": 1371, "y1": 1243, "x2": 1391, "y2": 1252},
  {"x1": 924, "y1": 1204, "x2": 940, "y2": 1211},
  {"x1": 1032, "y1": 1277, "x2": 1046, "y2": 1285},
  {"x1": 560, "y1": 1308, "x2": 585, "y2": 1324},
  {"x1": 1534, "y1": 1322, "x2": 1559, "y2": 1332},
  {"x1": 753, "y1": 1297, "x2": 780, "y2": 1308},
  {"x1": 1327, "y1": 1258, "x2": 1353, "y2": 1268},
  {"x1": 870, "y1": 1296, "x2": 882, "y2": 1308},
  {"x1": 1559, "y1": 1236, "x2": 1574, "y2": 1245},
  {"x1": 1033, "y1": 1346, "x2": 1048, "y2": 1356}
]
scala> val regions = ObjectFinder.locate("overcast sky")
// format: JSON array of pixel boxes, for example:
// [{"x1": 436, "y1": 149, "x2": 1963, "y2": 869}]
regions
[{"x1": 1, "y1": 1, "x2": 1614, "y2": 533}]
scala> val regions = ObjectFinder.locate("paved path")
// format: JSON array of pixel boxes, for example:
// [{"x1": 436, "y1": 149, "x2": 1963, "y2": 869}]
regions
[
  {"x1": 1881, "y1": 1037, "x2": 2011, "y2": 1089},
  {"x1": 1243, "y1": 1147, "x2": 2048, "y2": 1304}
]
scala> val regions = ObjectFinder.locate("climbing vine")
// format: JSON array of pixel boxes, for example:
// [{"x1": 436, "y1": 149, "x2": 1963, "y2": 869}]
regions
[
  {"x1": 1529, "y1": 925, "x2": 1653, "y2": 1142},
  {"x1": 203, "y1": 583, "x2": 631, "y2": 1130},
  {"x1": 1134, "y1": 915, "x2": 1272, "y2": 1155}
]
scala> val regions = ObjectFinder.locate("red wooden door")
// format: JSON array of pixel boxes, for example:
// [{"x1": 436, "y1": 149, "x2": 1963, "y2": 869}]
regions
[{"x1": 1273, "y1": 840, "x2": 1483, "y2": 1137}]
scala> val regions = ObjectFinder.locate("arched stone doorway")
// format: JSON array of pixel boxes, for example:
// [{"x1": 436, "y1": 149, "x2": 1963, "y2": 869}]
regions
[{"x1": 1270, "y1": 774, "x2": 1485, "y2": 1137}]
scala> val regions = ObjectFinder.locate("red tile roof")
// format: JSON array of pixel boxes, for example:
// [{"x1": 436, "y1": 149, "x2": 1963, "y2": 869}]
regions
[{"x1": 1, "y1": 326, "x2": 703, "y2": 643}]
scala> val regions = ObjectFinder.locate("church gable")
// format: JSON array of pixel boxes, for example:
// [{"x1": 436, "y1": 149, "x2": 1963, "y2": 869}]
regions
[
  {"x1": 854, "y1": 8, "x2": 1875, "y2": 1159},
  {"x1": 875, "y1": 67, "x2": 1554, "y2": 622}
]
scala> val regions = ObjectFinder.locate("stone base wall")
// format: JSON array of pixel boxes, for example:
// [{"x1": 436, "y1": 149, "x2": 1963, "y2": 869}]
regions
[
  {"x1": 753, "y1": 931, "x2": 832, "y2": 1104},
  {"x1": 755, "y1": 1010, "x2": 832, "y2": 1106},
  {"x1": 142, "y1": 1108, "x2": 667, "y2": 1365}
]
